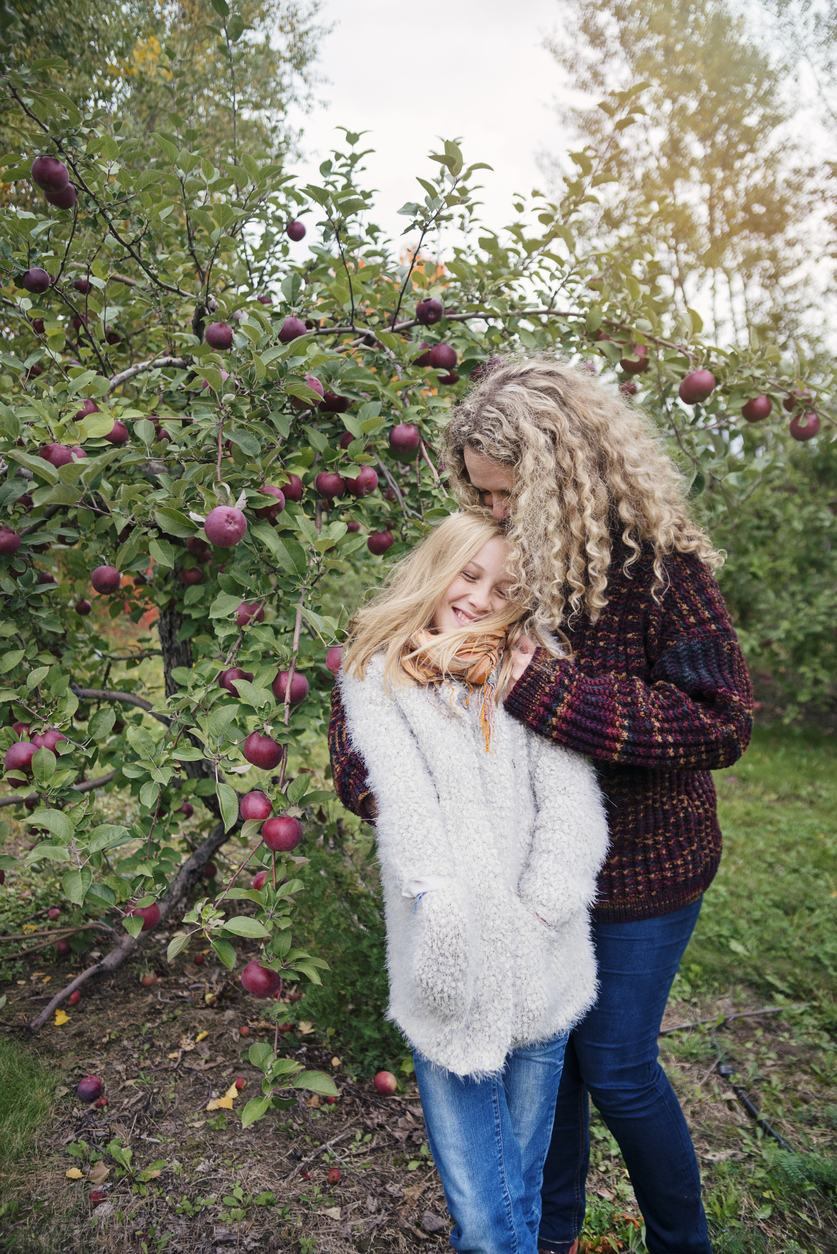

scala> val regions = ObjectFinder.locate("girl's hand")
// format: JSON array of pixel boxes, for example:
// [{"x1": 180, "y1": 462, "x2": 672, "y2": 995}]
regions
[{"x1": 509, "y1": 634, "x2": 538, "y2": 683}]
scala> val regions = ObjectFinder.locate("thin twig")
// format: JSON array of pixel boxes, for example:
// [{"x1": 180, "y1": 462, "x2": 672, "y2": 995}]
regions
[
  {"x1": 70, "y1": 686, "x2": 170, "y2": 727},
  {"x1": 659, "y1": 1003, "x2": 809, "y2": 1037},
  {"x1": 0, "y1": 769, "x2": 117, "y2": 808}
]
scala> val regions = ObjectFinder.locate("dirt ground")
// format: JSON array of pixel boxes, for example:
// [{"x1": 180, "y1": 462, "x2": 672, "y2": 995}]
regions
[{"x1": 1, "y1": 947, "x2": 835, "y2": 1253}]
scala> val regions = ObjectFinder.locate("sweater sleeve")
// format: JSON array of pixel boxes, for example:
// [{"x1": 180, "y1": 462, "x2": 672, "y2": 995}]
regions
[
  {"x1": 517, "y1": 739, "x2": 609, "y2": 927},
  {"x1": 504, "y1": 552, "x2": 753, "y2": 770},
  {"x1": 328, "y1": 680, "x2": 374, "y2": 819}
]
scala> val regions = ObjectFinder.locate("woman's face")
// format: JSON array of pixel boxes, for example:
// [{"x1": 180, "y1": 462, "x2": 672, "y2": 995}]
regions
[
  {"x1": 433, "y1": 535, "x2": 513, "y2": 634},
  {"x1": 463, "y1": 448, "x2": 515, "y2": 521}
]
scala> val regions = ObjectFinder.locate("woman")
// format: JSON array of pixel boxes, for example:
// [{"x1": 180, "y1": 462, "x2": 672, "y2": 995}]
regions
[
  {"x1": 339, "y1": 510, "x2": 609, "y2": 1254},
  {"x1": 330, "y1": 356, "x2": 753, "y2": 1254}
]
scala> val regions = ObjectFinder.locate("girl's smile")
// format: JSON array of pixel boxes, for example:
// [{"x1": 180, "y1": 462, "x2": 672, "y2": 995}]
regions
[{"x1": 433, "y1": 535, "x2": 513, "y2": 634}]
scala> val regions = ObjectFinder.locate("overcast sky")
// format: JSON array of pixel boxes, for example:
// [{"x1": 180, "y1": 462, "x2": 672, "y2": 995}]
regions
[{"x1": 285, "y1": 0, "x2": 576, "y2": 247}]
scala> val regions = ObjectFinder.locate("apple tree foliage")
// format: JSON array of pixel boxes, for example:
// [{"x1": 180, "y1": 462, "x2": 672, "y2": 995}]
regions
[{"x1": 0, "y1": 46, "x2": 829, "y2": 1115}]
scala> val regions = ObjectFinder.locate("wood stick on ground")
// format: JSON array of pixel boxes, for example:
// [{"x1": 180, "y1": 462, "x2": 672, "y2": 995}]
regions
[
  {"x1": 28, "y1": 818, "x2": 231, "y2": 1033},
  {"x1": 659, "y1": 1003, "x2": 809, "y2": 1037}
]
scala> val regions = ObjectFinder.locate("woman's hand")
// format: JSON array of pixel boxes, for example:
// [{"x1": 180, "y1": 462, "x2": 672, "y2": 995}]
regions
[{"x1": 509, "y1": 634, "x2": 538, "y2": 683}]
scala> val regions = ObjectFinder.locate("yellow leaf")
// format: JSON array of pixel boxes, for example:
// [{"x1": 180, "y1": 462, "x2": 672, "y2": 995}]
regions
[
  {"x1": 297, "y1": 1020, "x2": 315, "y2": 1035},
  {"x1": 23, "y1": 924, "x2": 36, "y2": 934},
  {"x1": 42, "y1": 975, "x2": 52, "y2": 982},
  {"x1": 322, "y1": 1206, "x2": 342, "y2": 1220},
  {"x1": 206, "y1": 1081, "x2": 239, "y2": 1112},
  {"x1": 195, "y1": 1031, "x2": 208, "y2": 1043},
  {"x1": 307, "y1": 1094, "x2": 320, "y2": 1108},
  {"x1": 331, "y1": 1056, "x2": 341, "y2": 1068},
  {"x1": 54, "y1": 1009, "x2": 70, "y2": 1026},
  {"x1": 167, "y1": 1051, "x2": 180, "y2": 1061},
  {"x1": 66, "y1": 1168, "x2": 84, "y2": 1179}
]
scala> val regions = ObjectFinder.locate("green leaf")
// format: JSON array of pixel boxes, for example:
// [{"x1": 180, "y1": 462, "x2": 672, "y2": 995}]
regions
[
  {"x1": 32, "y1": 748, "x2": 56, "y2": 786},
  {"x1": 126, "y1": 725, "x2": 156, "y2": 760},
  {"x1": 28, "y1": 807, "x2": 72, "y2": 842},
  {"x1": 140, "y1": 780, "x2": 160, "y2": 809},
  {"x1": 0, "y1": 649, "x2": 24, "y2": 673},
  {"x1": 25, "y1": 843, "x2": 70, "y2": 864},
  {"x1": 172, "y1": 746, "x2": 205, "y2": 761},
  {"x1": 166, "y1": 932, "x2": 191, "y2": 963},
  {"x1": 585, "y1": 305, "x2": 603, "y2": 336},
  {"x1": 26, "y1": 666, "x2": 50, "y2": 690},
  {"x1": 221, "y1": 916, "x2": 269, "y2": 938},
  {"x1": 149, "y1": 537, "x2": 176, "y2": 568},
  {"x1": 209, "y1": 592, "x2": 243, "y2": 618},
  {"x1": 88, "y1": 824, "x2": 131, "y2": 853},
  {"x1": 88, "y1": 707, "x2": 116, "y2": 741},
  {"x1": 249, "y1": 521, "x2": 282, "y2": 556},
  {"x1": 241, "y1": 1094, "x2": 271, "y2": 1129},
  {"x1": 271, "y1": 537, "x2": 307, "y2": 577},
  {"x1": 107, "y1": 1139, "x2": 133, "y2": 1171},
  {"x1": 291, "y1": 1070, "x2": 339, "y2": 1096},
  {"x1": 154, "y1": 507, "x2": 195, "y2": 539},
  {"x1": 286, "y1": 775, "x2": 308, "y2": 805},
  {"x1": 211, "y1": 938, "x2": 236, "y2": 969},
  {"x1": 62, "y1": 866, "x2": 92, "y2": 906},
  {"x1": 248, "y1": 1042, "x2": 274, "y2": 1069},
  {"x1": 230, "y1": 679, "x2": 270, "y2": 709},
  {"x1": 123, "y1": 914, "x2": 144, "y2": 938},
  {"x1": 216, "y1": 782, "x2": 239, "y2": 833}
]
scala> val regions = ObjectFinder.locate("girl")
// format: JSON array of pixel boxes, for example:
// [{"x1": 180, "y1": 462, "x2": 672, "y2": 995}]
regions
[{"x1": 339, "y1": 510, "x2": 609, "y2": 1254}]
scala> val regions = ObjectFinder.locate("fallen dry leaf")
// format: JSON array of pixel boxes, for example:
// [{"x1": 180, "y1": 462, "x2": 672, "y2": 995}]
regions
[
  {"x1": 177, "y1": 1036, "x2": 195, "y2": 1051},
  {"x1": 195, "y1": 1030, "x2": 209, "y2": 1043},
  {"x1": 142, "y1": 1169, "x2": 162, "y2": 1181},
  {"x1": 321, "y1": 1207, "x2": 342, "y2": 1220},
  {"x1": 307, "y1": 1094, "x2": 320, "y2": 1108},
  {"x1": 167, "y1": 1051, "x2": 180, "y2": 1061},
  {"x1": 88, "y1": 1162, "x2": 110, "y2": 1185},
  {"x1": 331, "y1": 1056, "x2": 341, "y2": 1068},
  {"x1": 42, "y1": 975, "x2": 51, "y2": 983},
  {"x1": 66, "y1": 1168, "x2": 84, "y2": 1180},
  {"x1": 206, "y1": 1081, "x2": 240, "y2": 1112},
  {"x1": 54, "y1": 1009, "x2": 69, "y2": 1026},
  {"x1": 296, "y1": 1020, "x2": 315, "y2": 1035}
]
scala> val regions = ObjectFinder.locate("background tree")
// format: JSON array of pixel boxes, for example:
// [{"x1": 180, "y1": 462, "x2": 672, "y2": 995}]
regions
[{"x1": 540, "y1": 0, "x2": 815, "y2": 345}]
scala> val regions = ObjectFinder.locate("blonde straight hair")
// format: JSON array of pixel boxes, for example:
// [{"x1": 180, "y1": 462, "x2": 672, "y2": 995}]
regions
[{"x1": 343, "y1": 511, "x2": 552, "y2": 694}]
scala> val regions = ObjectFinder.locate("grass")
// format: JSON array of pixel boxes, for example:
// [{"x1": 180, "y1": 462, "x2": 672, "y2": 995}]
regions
[{"x1": 0, "y1": 1037, "x2": 58, "y2": 1171}]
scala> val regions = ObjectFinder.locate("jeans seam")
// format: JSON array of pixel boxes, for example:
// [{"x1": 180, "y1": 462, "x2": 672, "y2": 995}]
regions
[{"x1": 492, "y1": 1077, "x2": 521, "y2": 1253}]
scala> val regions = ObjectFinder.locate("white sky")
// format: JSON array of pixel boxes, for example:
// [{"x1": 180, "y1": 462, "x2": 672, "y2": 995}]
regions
[{"x1": 285, "y1": 0, "x2": 575, "y2": 248}]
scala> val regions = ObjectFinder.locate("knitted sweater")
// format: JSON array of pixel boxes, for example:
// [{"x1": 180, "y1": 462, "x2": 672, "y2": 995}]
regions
[
  {"x1": 340, "y1": 654, "x2": 609, "y2": 1076},
  {"x1": 329, "y1": 546, "x2": 753, "y2": 923}
]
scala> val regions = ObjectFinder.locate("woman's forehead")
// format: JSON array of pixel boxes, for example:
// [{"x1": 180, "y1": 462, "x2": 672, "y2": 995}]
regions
[{"x1": 463, "y1": 447, "x2": 515, "y2": 490}]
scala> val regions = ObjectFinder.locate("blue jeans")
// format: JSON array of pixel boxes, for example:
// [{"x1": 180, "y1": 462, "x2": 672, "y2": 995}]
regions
[
  {"x1": 414, "y1": 1033, "x2": 569, "y2": 1254},
  {"x1": 538, "y1": 898, "x2": 711, "y2": 1254}
]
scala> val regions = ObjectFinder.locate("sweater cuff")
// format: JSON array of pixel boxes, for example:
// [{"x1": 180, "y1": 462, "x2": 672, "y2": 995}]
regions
[{"x1": 504, "y1": 649, "x2": 569, "y2": 732}]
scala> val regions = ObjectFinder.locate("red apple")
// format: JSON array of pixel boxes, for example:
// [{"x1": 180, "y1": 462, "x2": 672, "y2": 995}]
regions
[
  {"x1": 783, "y1": 389, "x2": 811, "y2": 413},
  {"x1": 89, "y1": 1189, "x2": 107, "y2": 1207},
  {"x1": 367, "y1": 531, "x2": 394, "y2": 556},
  {"x1": 203, "y1": 862, "x2": 218, "y2": 879},
  {"x1": 438, "y1": 371, "x2": 459, "y2": 385},
  {"x1": 373, "y1": 1070, "x2": 397, "y2": 1095},
  {"x1": 141, "y1": 972, "x2": 157, "y2": 987},
  {"x1": 69, "y1": 989, "x2": 81, "y2": 1005},
  {"x1": 416, "y1": 298, "x2": 443, "y2": 325},
  {"x1": 327, "y1": 1167, "x2": 341, "y2": 1184},
  {"x1": 619, "y1": 345, "x2": 650, "y2": 374},
  {"x1": 239, "y1": 1025, "x2": 251, "y2": 1036},
  {"x1": 290, "y1": 375, "x2": 324, "y2": 410},
  {"x1": 345, "y1": 466, "x2": 378, "y2": 497},
  {"x1": 95, "y1": 1096, "x2": 107, "y2": 1109},
  {"x1": 74, "y1": 399, "x2": 98, "y2": 422},
  {"x1": 322, "y1": 391, "x2": 350, "y2": 414},
  {"x1": 325, "y1": 646, "x2": 343, "y2": 675},
  {"x1": 39, "y1": 443, "x2": 75, "y2": 468},
  {"x1": 235, "y1": 1076, "x2": 247, "y2": 1090},
  {"x1": 254, "y1": 486, "x2": 286, "y2": 523},
  {"x1": 252, "y1": 869, "x2": 269, "y2": 890},
  {"x1": 4, "y1": 742, "x2": 37, "y2": 776},
  {"x1": 272, "y1": 670, "x2": 309, "y2": 704},
  {"x1": 12, "y1": 722, "x2": 30, "y2": 737},
  {"x1": 281, "y1": 474, "x2": 304, "y2": 502},
  {"x1": 194, "y1": 953, "x2": 205, "y2": 965},
  {"x1": 678, "y1": 370, "x2": 716, "y2": 404},
  {"x1": 243, "y1": 732, "x2": 282, "y2": 769},
  {"x1": 21, "y1": 268, "x2": 50, "y2": 294},
  {"x1": 205, "y1": 506, "x2": 247, "y2": 548},
  {"x1": 339, "y1": 431, "x2": 355, "y2": 449},
  {"x1": 428, "y1": 343, "x2": 455, "y2": 370},
  {"x1": 105, "y1": 327, "x2": 122, "y2": 345},
  {"x1": 619, "y1": 380, "x2": 638, "y2": 396},
  {"x1": 32, "y1": 728, "x2": 67, "y2": 752},
  {"x1": 75, "y1": 599, "x2": 92, "y2": 615},
  {"x1": 278, "y1": 316, "x2": 307, "y2": 343},
  {"x1": 180, "y1": 567, "x2": 203, "y2": 586},
  {"x1": 205, "y1": 321, "x2": 234, "y2": 350},
  {"x1": 55, "y1": 938, "x2": 71, "y2": 957},
  {"x1": 47, "y1": 907, "x2": 61, "y2": 920},
  {"x1": 179, "y1": 801, "x2": 194, "y2": 818},
  {"x1": 46, "y1": 184, "x2": 77, "y2": 209},
  {"x1": 236, "y1": 600, "x2": 266, "y2": 627},
  {"x1": 240, "y1": 960, "x2": 282, "y2": 997},
  {"x1": 103, "y1": 420, "x2": 129, "y2": 445},
  {"x1": 256, "y1": 293, "x2": 272, "y2": 305},
  {"x1": 790, "y1": 412, "x2": 820, "y2": 441},
  {"x1": 742, "y1": 395, "x2": 772, "y2": 423},
  {"x1": 73, "y1": 278, "x2": 91, "y2": 295},
  {"x1": 0, "y1": 528, "x2": 21, "y2": 555},
  {"x1": 91, "y1": 566, "x2": 121, "y2": 594},
  {"x1": 389, "y1": 424, "x2": 421, "y2": 458},
  {"x1": 413, "y1": 341, "x2": 432, "y2": 366},
  {"x1": 186, "y1": 536, "x2": 212, "y2": 563},
  {"x1": 241, "y1": 790, "x2": 273, "y2": 821},
  {"x1": 219, "y1": 667, "x2": 254, "y2": 696},
  {"x1": 346, "y1": 520, "x2": 360, "y2": 532},
  {"x1": 127, "y1": 902, "x2": 161, "y2": 932},
  {"x1": 315, "y1": 471, "x2": 345, "y2": 500},
  {"x1": 262, "y1": 815, "x2": 302, "y2": 852},
  {"x1": 31, "y1": 155, "x2": 69, "y2": 194},
  {"x1": 287, "y1": 220, "x2": 306, "y2": 241},
  {"x1": 31, "y1": 317, "x2": 46, "y2": 334},
  {"x1": 77, "y1": 1076, "x2": 103, "y2": 1103}
]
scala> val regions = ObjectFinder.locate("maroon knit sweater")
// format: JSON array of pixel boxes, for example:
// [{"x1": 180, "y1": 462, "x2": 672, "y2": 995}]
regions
[{"x1": 328, "y1": 545, "x2": 753, "y2": 923}]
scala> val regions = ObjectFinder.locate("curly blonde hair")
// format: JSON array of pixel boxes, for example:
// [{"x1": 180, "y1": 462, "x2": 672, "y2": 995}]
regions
[{"x1": 443, "y1": 355, "x2": 721, "y2": 631}]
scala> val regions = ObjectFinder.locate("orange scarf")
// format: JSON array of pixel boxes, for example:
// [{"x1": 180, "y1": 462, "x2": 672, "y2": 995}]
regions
[{"x1": 400, "y1": 628, "x2": 507, "y2": 751}]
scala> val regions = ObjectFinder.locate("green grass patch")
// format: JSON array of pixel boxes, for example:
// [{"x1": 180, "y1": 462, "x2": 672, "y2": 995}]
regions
[
  {"x1": 683, "y1": 724, "x2": 837, "y2": 1016},
  {"x1": 0, "y1": 1037, "x2": 57, "y2": 1171}
]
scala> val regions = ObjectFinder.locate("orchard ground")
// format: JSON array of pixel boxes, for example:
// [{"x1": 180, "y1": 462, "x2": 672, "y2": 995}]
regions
[{"x1": 1, "y1": 723, "x2": 836, "y2": 1254}]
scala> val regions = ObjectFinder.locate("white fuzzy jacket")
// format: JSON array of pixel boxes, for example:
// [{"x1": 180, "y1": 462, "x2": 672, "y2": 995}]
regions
[{"x1": 340, "y1": 655, "x2": 609, "y2": 1077}]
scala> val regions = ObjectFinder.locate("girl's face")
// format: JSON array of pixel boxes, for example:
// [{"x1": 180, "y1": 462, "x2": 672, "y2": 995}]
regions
[{"x1": 433, "y1": 535, "x2": 513, "y2": 634}]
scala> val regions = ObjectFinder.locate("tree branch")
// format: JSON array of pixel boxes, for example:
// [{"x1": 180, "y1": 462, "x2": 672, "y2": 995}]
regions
[
  {"x1": 0, "y1": 769, "x2": 118, "y2": 808},
  {"x1": 105, "y1": 356, "x2": 190, "y2": 395},
  {"x1": 70, "y1": 686, "x2": 170, "y2": 726}
]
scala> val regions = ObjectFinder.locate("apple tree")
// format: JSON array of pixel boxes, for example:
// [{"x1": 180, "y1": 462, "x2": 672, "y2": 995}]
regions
[{"x1": 0, "y1": 50, "x2": 829, "y2": 1121}]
